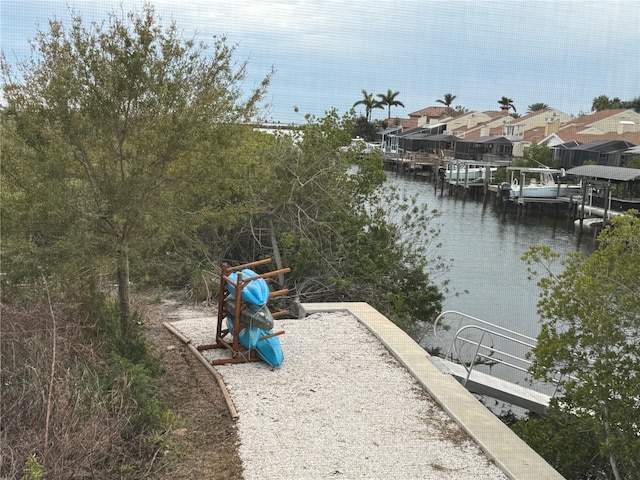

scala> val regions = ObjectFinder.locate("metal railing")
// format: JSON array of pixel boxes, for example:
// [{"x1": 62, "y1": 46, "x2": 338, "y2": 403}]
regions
[{"x1": 433, "y1": 310, "x2": 539, "y2": 387}]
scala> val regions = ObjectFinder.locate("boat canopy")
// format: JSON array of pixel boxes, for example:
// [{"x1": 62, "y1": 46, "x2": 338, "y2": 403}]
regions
[
  {"x1": 506, "y1": 167, "x2": 563, "y2": 173},
  {"x1": 566, "y1": 165, "x2": 640, "y2": 182}
]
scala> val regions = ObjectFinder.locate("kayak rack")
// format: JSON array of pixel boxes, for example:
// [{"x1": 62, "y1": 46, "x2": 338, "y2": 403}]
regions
[{"x1": 197, "y1": 258, "x2": 290, "y2": 365}]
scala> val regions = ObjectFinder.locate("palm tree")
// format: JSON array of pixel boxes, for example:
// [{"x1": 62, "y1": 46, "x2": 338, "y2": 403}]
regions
[
  {"x1": 498, "y1": 96, "x2": 516, "y2": 114},
  {"x1": 527, "y1": 103, "x2": 549, "y2": 112},
  {"x1": 591, "y1": 95, "x2": 625, "y2": 111},
  {"x1": 353, "y1": 89, "x2": 383, "y2": 122},
  {"x1": 377, "y1": 89, "x2": 404, "y2": 119},
  {"x1": 436, "y1": 93, "x2": 457, "y2": 109}
]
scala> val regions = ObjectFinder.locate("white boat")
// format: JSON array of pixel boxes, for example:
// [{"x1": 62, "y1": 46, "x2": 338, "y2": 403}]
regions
[
  {"x1": 339, "y1": 138, "x2": 383, "y2": 153},
  {"x1": 507, "y1": 167, "x2": 581, "y2": 199},
  {"x1": 443, "y1": 162, "x2": 497, "y2": 183}
]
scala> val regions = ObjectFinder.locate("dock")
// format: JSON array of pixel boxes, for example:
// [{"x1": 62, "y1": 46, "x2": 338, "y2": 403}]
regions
[
  {"x1": 383, "y1": 157, "x2": 639, "y2": 225},
  {"x1": 384, "y1": 152, "x2": 442, "y2": 179},
  {"x1": 428, "y1": 357, "x2": 551, "y2": 414},
  {"x1": 431, "y1": 310, "x2": 556, "y2": 416}
]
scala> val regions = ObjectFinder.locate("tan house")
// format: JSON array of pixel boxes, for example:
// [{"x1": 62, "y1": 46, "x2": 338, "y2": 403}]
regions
[
  {"x1": 387, "y1": 106, "x2": 640, "y2": 162},
  {"x1": 392, "y1": 106, "x2": 449, "y2": 130},
  {"x1": 540, "y1": 109, "x2": 640, "y2": 147},
  {"x1": 498, "y1": 108, "x2": 573, "y2": 156},
  {"x1": 445, "y1": 111, "x2": 514, "y2": 139}
]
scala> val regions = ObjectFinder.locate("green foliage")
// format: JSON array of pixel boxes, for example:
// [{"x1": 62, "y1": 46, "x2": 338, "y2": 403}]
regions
[
  {"x1": 353, "y1": 89, "x2": 383, "y2": 122},
  {"x1": 591, "y1": 94, "x2": 640, "y2": 112},
  {"x1": 511, "y1": 402, "x2": 608, "y2": 479},
  {"x1": 436, "y1": 93, "x2": 457, "y2": 108},
  {"x1": 106, "y1": 353, "x2": 165, "y2": 437},
  {"x1": 217, "y1": 110, "x2": 445, "y2": 336},
  {"x1": 591, "y1": 95, "x2": 624, "y2": 112},
  {"x1": 82, "y1": 297, "x2": 165, "y2": 437},
  {"x1": 21, "y1": 454, "x2": 44, "y2": 480},
  {"x1": 377, "y1": 89, "x2": 404, "y2": 119},
  {"x1": 516, "y1": 143, "x2": 557, "y2": 168},
  {"x1": 353, "y1": 116, "x2": 377, "y2": 141},
  {"x1": 498, "y1": 96, "x2": 516, "y2": 113},
  {"x1": 624, "y1": 154, "x2": 640, "y2": 169},
  {"x1": 527, "y1": 103, "x2": 549, "y2": 112},
  {"x1": 522, "y1": 213, "x2": 640, "y2": 479},
  {"x1": 1, "y1": 4, "x2": 271, "y2": 335}
]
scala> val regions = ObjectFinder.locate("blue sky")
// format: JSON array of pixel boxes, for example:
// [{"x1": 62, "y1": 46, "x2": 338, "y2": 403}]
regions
[{"x1": 1, "y1": 0, "x2": 638, "y2": 124}]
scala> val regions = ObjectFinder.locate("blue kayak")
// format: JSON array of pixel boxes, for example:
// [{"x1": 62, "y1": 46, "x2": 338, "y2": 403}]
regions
[
  {"x1": 226, "y1": 316, "x2": 284, "y2": 367},
  {"x1": 226, "y1": 268, "x2": 269, "y2": 306}
]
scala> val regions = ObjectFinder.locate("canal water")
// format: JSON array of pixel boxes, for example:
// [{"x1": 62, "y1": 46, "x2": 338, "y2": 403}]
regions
[
  {"x1": 387, "y1": 172, "x2": 599, "y2": 409},
  {"x1": 387, "y1": 172, "x2": 598, "y2": 336}
]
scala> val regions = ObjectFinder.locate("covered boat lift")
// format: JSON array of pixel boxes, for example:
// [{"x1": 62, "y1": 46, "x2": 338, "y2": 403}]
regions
[
  {"x1": 566, "y1": 165, "x2": 640, "y2": 231},
  {"x1": 558, "y1": 140, "x2": 637, "y2": 168}
]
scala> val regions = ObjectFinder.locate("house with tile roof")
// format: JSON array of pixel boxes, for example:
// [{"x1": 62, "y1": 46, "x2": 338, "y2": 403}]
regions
[
  {"x1": 453, "y1": 136, "x2": 514, "y2": 161},
  {"x1": 384, "y1": 105, "x2": 640, "y2": 165},
  {"x1": 444, "y1": 110, "x2": 513, "y2": 138},
  {"x1": 539, "y1": 109, "x2": 640, "y2": 166},
  {"x1": 492, "y1": 108, "x2": 573, "y2": 156},
  {"x1": 392, "y1": 106, "x2": 449, "y2": 130},
  {"x1": 540, "y1": 109, "x2": 640, "y2": 146}
]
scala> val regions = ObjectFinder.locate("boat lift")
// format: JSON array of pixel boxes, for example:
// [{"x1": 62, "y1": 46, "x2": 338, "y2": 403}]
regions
[{"x1": 197, "y1": 258, "x2": 290, "y2": 365}]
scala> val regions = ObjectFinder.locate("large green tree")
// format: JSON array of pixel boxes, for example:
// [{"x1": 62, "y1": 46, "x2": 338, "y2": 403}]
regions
[
  {"x1": 219, "y1": 110, "x2": 446, "y2": 335},
  {"x1": 377, "y1": 89, "x2": 404, "y2": 119},
  {"x1": 1, "y1": 6, "x2": 270, "y2": 336},
  {"x1": 522, "y1": 213, "x2": 640, "y2": 480}
]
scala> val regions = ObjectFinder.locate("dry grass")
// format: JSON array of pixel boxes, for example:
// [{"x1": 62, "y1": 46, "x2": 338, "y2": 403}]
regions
[
  {"x1": 1, "y1": 302, "x2": 148, "y2": 479},
  {"x1": 1, "y1": 292, "x2": 243, "y2": 480}
]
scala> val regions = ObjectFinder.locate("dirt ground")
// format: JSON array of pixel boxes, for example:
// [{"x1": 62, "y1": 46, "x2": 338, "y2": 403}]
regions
[{"x1": 141, "y1": 295, "x2": 244, "y2": 480}]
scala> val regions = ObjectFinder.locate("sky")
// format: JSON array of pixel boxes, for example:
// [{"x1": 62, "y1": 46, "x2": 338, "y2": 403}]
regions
[{"x1": 1, "y1": 0, "x2": 639, "y2": 124}]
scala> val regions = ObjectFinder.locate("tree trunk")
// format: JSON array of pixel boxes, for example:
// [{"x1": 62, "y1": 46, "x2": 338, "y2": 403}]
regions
[
  {"x1": 603, "y1": 406, "x2": 623, "y2": 480},
  {"x1": 268, "y1": 216, "x2": 285, "y2": 287},
  {"x1": 117, "y1": 245, "x2": 131, "y2": 338}
]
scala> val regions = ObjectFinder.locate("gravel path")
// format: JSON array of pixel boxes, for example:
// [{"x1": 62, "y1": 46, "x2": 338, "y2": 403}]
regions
[{"x1": 169, "y1": 310, "x2": 508, "y2": 480}]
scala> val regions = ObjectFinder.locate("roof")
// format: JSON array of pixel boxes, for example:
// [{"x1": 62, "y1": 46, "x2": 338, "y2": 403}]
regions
[
  {"x1": 424, "y1": 133, "x2": 456, "y2": 141},
  {"x1": 555, "y1": 141, "x2": 581, "y2": 149},
  {"x1": 399, "y1": 126, "x2": 427, "y2": 136},
  {"x1": 377, "y1": 126, "x2": 403, "y2": 135},
  {"x1": 566, "y1": 165, "x2": 640, "y2": 182},
  {"x1": 407, "y1": 106, "x2": 449, "y2": 118},
  {"x1": 507, "y1": 167, "x2": 563, "y2": 173},
  {"x1": 399, "y1": 123, "x2": 446, "y2": 136},
  {"x1": 483, "y1": 110, "x2": 511, "y2": 119},
  {"x1": 401, "y1": 132, "x2": 433, "y2": 140},
  {"x1": 562, "y1": 108, "x2": 629, "y2": 128},
  {"x1": 456, "y1": 135, "x2": 512, "y2": 144},
  {"x1": 401, "y1": 132, "x2": 456, "y2": 141},
  {"x1": 568, "y1": 139, "x2": 636, "y2": 153}
]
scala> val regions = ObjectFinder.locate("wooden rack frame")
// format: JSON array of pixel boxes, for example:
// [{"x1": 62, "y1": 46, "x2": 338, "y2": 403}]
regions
[{"x1": 197, "y1": 258, "x2": 290, "y2": 365}]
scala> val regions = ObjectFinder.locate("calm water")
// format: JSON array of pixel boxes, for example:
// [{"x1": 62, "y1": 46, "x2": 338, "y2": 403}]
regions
[
  {"x1": 387, "y1": 173, "x2": 598, "y2": 338},
  {"x1": 386, "y1": 172, "x2": 599, "y2": 409}
]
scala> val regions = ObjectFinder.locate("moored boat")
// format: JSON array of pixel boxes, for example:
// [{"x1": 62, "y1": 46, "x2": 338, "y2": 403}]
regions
[{"x1": 507, "y1": 167, "x2": 581, "y2": 199}]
